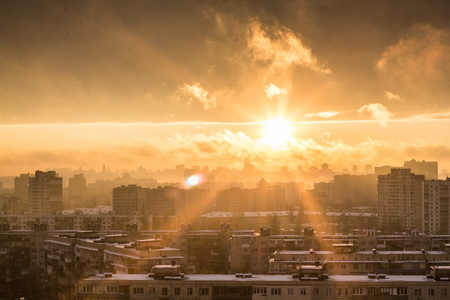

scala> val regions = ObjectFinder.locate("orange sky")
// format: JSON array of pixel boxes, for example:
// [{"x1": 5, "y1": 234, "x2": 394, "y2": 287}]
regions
[{"x1": 1, "y1": 1, "x2": 450, "y2": 175}]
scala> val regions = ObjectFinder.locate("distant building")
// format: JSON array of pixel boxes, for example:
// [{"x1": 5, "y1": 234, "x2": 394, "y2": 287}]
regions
[
  {"x1": 216, "y1": 182, "x2": 285, "y2": 212},
  {"x1": 146, "y1": 186, "x2": 176, "y2": 217},
  {"x1": 173, "y1": 188, "x2": 213, "y2": 225},
  {"x1": 14, "y1": 173, "x2": 30, "y2": 212},
  {"x1": 113, "y1": 185, "x2": 147, "y2": 215},
  {"x1": 332, "y1": 174, "x2": 377, "y2": 208},
  {"x1": 68, "y1": 173, "x2": 87, "y2": 208},
  {"x1": 404, "y1": 159, "x2": 438, "y2": 180},
  {"x1": 28, "y1": 170, "x2": 63, "y2": 215},
  {"x1": 364, "y1": 164, "x2": 373, "y2": 173},
  {"x1": 374, "y1": 165, "x2": 394, "y2": 176},
  {"x1": 0, "y1": 194, "x2": 20, "y2": 214},
  {"x1": 378, "y1": 169, "x2": 425, "y2": 232}
]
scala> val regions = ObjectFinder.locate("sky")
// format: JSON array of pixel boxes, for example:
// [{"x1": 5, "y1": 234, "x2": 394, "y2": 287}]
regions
[{"x1": 1, "y1": 0, "x2": 450, "y2": 176}]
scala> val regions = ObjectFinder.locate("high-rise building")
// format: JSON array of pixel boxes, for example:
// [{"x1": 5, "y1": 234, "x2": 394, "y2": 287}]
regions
[
  {"x1": 112, "y1": 185, "x2": 147, "y2": 215},
  {"x1": 68, "y1": 174, "x2": 87, "y2": 208},
  {"x1": 28, "y1": 170, "x2": 63, "y2": 215},
  {"x1": 423, "y1": 178, "x2": 450, "y2": 234},
  {"x1": 332, "y1": 174, "x2": 377, "y2": 207},
  {"x1": 404, "y1": 159, "x2": 438, "y2": 180},
  {"x1": 14, "y1": 173, "x2": 30, "y2": 212},
  {"x1": 377, "y1": 169, "x2": 425, "y2": 232},
  {"x1": 146, "y1": 186, "x2": 175, "y2": 216}
]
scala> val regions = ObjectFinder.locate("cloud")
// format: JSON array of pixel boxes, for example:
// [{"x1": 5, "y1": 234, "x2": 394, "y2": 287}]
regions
[
  {"x1": 247, "y1": 19, "x2": 331, "y2": 74},
  {"x1": 264, "y1": 83, "x2": 287, "y2": 100},
  {"x1": 376, "y1": 24, "x2": 450, "y2": 87},
  {"x1": 305, "y1": 111, "x2": 339, "y2": 118},
  {"x1": 179, "y1": 83, "x2": 216, "y2": 109},
  {"x1": 358, "y1": 103, "x2": 392, "y2": 126},
  {"x1": 3, "y1": 122, "x2": 450, "y2": 177},
  {"x1": 384, "y1": 91, "x2": 404, "y2": 102}
]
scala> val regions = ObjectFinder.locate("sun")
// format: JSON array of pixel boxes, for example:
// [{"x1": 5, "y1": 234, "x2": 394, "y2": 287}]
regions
[{"x1": 261, "y1": 118, "x2": 293, "y2": 147}]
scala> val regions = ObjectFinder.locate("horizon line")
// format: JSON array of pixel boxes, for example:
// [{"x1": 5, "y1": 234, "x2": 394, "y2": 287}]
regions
[{"x1": 0, "y1": 117, "x2": 448, "y2": 127}]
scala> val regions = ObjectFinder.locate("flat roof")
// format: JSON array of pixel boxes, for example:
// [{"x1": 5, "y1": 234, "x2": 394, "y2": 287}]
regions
[{"x1": 80, "y1": 273, "x2": 438, "y2": 284}]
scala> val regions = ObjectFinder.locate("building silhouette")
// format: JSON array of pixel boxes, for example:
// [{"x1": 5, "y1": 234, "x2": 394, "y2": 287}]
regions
[
  {"x1": 14, "y1": 173, "x2": 29, "y2": 212},
  {"x1": 404, "y1": 159, "x2": 438, "y2": 180},
  {"x1": 68, "y1": 173, "x2": 87, "y2": 208}
]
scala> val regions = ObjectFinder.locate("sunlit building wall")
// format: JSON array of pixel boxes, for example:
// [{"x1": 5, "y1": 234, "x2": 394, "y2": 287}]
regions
[
  {"x1": 423, "y1": 179, "x2": 450, "y2": 234},
  {"x1": 377, "y1": 169, "x2": 425, "y2": 232}
]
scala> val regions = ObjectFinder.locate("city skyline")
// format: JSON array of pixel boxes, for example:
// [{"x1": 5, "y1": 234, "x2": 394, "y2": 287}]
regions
[{"x1": 2, "y1": 1, "x2": 450, "y2": 175}]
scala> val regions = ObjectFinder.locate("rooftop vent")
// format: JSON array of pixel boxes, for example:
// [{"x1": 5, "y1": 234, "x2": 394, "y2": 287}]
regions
[{"x1": 368, "y1": 273, "x2": 386, "y2": 279}]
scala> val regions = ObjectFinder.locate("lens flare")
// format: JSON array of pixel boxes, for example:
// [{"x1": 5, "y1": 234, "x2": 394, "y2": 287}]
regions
[{"x1": 185, "y1": 173, "x2": 205, "y2": 187}]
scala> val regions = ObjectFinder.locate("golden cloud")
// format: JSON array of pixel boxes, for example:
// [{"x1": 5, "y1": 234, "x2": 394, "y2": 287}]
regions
[
  {"x1": 358, "y1": 103, "x2": 392, "y2": 127},
  {"x1": 179, "y1": 83, "x2": 217, "y2": 109}
]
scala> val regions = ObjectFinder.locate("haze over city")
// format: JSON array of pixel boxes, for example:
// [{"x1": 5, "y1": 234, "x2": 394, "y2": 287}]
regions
[
  {"x1": 5, "y1": 2, "x2": 450, "y2": 300},
  {"x1": 2, "y1": 0, "x2": 450, "y2": 175}
]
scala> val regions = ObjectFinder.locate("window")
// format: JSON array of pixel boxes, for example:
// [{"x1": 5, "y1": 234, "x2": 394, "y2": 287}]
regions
[
  {"x1": 133, "y1": 287, "x2": 144, "y2": 294},
  {"x1": 412, "y1": 289, "x2": 421, "y2": 297},
  {"x1": 187, "y1": 288, "x2": 193, "y2": 295},
  {"x1": 174, "y1": 287, "x2": 180, "y2": 295},
  {"x1": 337, "y1": 288, "x2": 348, "y2": 296},
  {"x1": 82, "y1": 286, "x2": 93, "y2": 293},
  {"x1": 325, "y1": 288, "x2": 332, "y2": 296},
  {"x1": 106, "y1": 286, "x2": 118, "y2": 293},
  {"x1": 368, "y1": 288, "x2": 379, "y2": 295},
  {"x1": 288, "y1": 288, "x2": 293, "y2": 295},
  {"x1": 313, "y1": 288, "x2": 319, "y2": 296},
  {"x1": 429, "y1": 289, "x2": 434, "y2": 296},
  {"x1": 199, "y1": 288, "x2": 209, "y2": 295},
  {"x1": 442, "y1": 289, "x2": 447, "y2": 297},
  {"x1": 271, "y1": 288, "x2": 281, "y2": 295},
  {"x1": 150, "y1": 287, "x2": 155, "y2": 294},
  {"x1": 162, "y1": 287, "x2": 168, "y2": 296},
  {"x1": 300, "y1": 288, "x2": 306, "y2": 295},
  {"x1": 253, "y1": 287, "x2": 267, "y2": 294},
  {"x1": 353, "y1": 288, "x2": 365, "y2": 295},
  {"x1": 397, "y1": 287, "x2": 407, "y2": 295}
]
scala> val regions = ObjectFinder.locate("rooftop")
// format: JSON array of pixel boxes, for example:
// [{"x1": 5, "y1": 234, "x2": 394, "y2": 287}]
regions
[{"x1": 80, "y1": 273, "x2": 438, "y2": 284}]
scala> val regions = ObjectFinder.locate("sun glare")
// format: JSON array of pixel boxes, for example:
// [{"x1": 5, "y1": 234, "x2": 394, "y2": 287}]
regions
[{"x1": 261, "y1": 118, "x2": 293, "y2": 147}]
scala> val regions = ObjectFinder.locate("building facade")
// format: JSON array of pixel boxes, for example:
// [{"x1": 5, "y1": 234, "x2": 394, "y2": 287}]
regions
[
  {"x1": 77, "y1": 272, "x2": 450, "y2": 300},
  {"x1": 377, "y1": 169, "x2": 425, "y2": 232},
  {"x1": 28, "y1": 170, "x2": 63, "y2": 215}
]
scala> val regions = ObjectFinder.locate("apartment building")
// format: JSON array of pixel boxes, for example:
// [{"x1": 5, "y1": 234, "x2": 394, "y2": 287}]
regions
[
  {"x1": 423, "y1": 178, "x2": 450, "y2": 234},
  {"x1": 28, "y1": 170, "x2": 63, "y2": 215},
  {"x1": 77, "y1": 271, "x2": 450, "y2": 300},
  {"x1": 377, "y1": 169, "x2": 425, "y2": 232}
]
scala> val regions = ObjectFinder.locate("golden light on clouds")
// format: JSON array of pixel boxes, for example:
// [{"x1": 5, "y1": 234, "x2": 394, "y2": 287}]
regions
[{"x1": 1, "y1": 1, "x2": 450, "y2": 175}]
